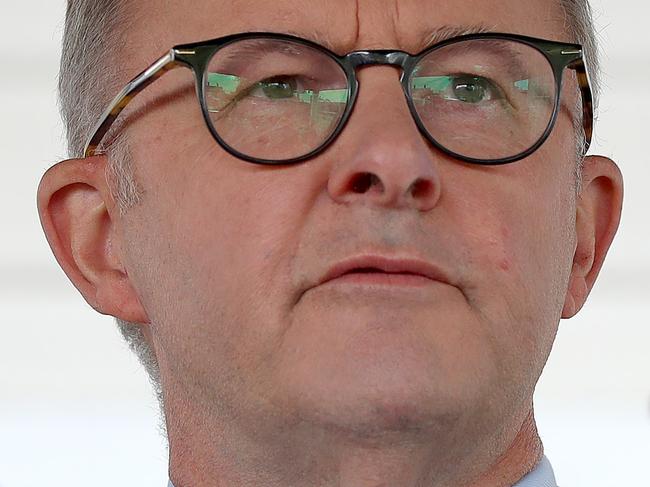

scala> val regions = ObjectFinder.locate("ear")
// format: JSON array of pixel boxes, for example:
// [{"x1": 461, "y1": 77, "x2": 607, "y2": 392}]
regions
[
  {"x1": 562, "y1": 155, "x2": 624, "y2": 318},
  {"x1": 37, "y1": 156, "x2": 150, "y2": 323}
]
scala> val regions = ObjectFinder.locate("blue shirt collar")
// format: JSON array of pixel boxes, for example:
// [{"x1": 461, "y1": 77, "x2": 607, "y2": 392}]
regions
[
  {"x1": 168, "y1": 455, "x2": 556, "y2": 487},
  {"x1": 513, "y1": 456, "x2": 558, "y2": 487}
]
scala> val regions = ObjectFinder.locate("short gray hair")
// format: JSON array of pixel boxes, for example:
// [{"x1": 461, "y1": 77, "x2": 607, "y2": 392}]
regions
[{"x1": 58, "y1": 0, "x2": 602, "y2": 420}]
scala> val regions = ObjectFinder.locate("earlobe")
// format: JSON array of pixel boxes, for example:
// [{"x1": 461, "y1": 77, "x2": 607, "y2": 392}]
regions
[
  {"x1": 562, "y1": 155, "x2": 623, "y2": 318},
  {"x1": 37, "y1": 156, "x2": 150, "y2": 323}
]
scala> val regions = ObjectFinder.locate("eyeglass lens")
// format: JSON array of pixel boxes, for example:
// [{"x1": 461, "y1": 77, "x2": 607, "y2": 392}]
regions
[
  {"x1": 203, "y1": 37, "x2": 557, "y2": 162},
  {"x1": 205, "y1": 38, "x2": 349, "y2": 161},
  {"x1": 408, "y1": 39, "x2": 556, "y2": 160}
]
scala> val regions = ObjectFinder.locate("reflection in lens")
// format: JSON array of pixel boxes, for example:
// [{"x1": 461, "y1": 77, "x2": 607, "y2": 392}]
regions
[
  {"x1": 409, "y1": 38, "x2": 556, "y2": 160},
  {"x1": 204, "y1": 38, "x2": 350, "y2": 161}
]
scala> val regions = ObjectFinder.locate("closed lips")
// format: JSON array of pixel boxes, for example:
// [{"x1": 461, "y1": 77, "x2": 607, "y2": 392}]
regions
[{"x1": 319, "y1": 255, "x2": 450, "y2": 286}]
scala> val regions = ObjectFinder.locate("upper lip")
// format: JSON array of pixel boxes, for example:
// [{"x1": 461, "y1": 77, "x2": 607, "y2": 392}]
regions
[{"x1": 318, "y1": 254, "x2": 450, "y2": 286}]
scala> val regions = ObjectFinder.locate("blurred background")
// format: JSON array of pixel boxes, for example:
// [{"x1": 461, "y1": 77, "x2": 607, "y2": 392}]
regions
[{"x1": 1, "y1": 1, "x2": 648, "y2": 486}]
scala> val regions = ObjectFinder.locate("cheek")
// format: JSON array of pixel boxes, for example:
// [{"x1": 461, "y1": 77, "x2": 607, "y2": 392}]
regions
[
  {"x1": 189, "y1": 181, "x2": 293, "y2": 299},
  {"x1": 445, "y1": 162, "x2": 575, "y2": 358},
  {"x1": 485, "y1": 199, "x2": 569, "y2": 292},
  {"x1": 126, "y1": 157, "x2": 311, "y2": 368},
  {"x1": 451, "y1": 151, "x2": 574, "y2": 283}
]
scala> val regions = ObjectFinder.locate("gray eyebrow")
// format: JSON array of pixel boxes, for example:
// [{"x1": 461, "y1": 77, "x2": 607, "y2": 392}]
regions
[
  {"x1": 421, "y1": 24, "x2": 495, "y2": 50},
  {"x1": 281, "y1": 29, "x2": 341, "y2": 53}
]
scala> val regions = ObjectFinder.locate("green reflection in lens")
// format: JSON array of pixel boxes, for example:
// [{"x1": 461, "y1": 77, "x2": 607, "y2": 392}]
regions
[
  {"x1": 208, "y1": 73, "x2": 240, "y2": 93},
  {"x1": 312, "y1": 89, "x2": 349, "y2": 103},
  {"x1": 514, "y1": 79, "x2": 529, "y2": 91}
]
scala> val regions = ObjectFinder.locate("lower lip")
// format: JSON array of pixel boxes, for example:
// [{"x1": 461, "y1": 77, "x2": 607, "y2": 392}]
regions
[{"x1": 326, "y1": 272, "x2": 437, "y2": 287}]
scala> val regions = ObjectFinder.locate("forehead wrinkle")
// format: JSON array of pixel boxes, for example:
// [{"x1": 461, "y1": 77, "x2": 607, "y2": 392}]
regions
[
  {"x1": 392, "y1": 0, "x2": 400, "y2": 42},
  {"x1": 137, "y1": 0, "x2": 565, "y2": 57},
  {"x1": 354, "y1": 0, "x2": 361, "y2": 48},
  {"x1": 286, "y1": 0, "x2": 497, "y2": 55},
  {"x1": 284, "y1": 22, "x2": 497, "y2": 55}
]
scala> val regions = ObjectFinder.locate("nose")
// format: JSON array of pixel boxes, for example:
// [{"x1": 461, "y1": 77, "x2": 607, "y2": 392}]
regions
[{"x1": 327, "y1": 67, "x2": 442, "y2": 212}]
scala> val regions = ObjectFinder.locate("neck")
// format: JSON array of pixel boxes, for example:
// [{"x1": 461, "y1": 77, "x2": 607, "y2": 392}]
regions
[{"x1": 166, "y1": 395, "x2": 543, "y2": 487}]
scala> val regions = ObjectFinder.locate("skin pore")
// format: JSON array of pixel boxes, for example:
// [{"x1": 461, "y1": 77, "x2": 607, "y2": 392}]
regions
[{"x1": 37, "y1": 0, "x2": 623, "y2": 486}]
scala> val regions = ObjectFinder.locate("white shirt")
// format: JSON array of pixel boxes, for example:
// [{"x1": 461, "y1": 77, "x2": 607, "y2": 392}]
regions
[{"x1": 167, "y1": 455, "x2": 557, "y2": 487}]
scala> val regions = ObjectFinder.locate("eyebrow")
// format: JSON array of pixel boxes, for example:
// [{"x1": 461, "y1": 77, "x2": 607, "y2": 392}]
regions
[
  {"x1": 281, "y1": 23, "x2": 495, "y2": 54},
  {"x1": 420, "y1": 24, "x2": 494, "y2": 50}
]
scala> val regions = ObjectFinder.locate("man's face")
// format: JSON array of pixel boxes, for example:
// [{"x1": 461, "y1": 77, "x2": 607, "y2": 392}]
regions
[{"x1": 119, "y1": 0, "x2": 579, "y2": 450}]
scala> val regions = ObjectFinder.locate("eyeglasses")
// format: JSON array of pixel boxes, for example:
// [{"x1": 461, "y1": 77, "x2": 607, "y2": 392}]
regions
[{"x1": 84, "y1": 31, "x2": 593, "y2": 165}]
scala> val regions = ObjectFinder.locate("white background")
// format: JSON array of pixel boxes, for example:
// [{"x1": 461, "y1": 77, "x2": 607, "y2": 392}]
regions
[{"x1": 1, "y1": 1, "x2": 648, "y2": 486}]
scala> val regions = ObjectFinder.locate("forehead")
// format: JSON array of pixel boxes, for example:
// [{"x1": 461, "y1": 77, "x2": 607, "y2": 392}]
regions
[{"x1": 130, "y1": 0, "x2": 566, "y2": 55}]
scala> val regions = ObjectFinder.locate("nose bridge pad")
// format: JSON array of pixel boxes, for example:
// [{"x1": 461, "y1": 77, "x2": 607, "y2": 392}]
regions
[
  {"x1": 346, "y1": 50, "x2": 410, "y2": 70},
  {"x1": 346, "y1": 51, "x2": 413, "y2": 121}
]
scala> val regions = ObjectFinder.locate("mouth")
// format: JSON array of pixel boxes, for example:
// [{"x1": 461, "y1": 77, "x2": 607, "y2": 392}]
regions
[{"x1": 318, "y1": 255, "x2": 450, "y2": 289}]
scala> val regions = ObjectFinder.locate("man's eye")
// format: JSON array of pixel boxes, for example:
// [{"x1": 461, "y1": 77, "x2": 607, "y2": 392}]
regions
[
  {"x1": 254, "y1": 76, "x2": 298, "y2": 99},
  {"x1": 450, "y1": 75, "x2": 500, "y2": 103},
  {"x1": 410, "y1": 74, "x2": 503, "y2": 106}
]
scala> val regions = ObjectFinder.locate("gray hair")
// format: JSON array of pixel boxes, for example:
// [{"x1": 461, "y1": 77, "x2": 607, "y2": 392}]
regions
[{"x1": 58, "y1": 0, "x2": 602, "y2": 427}]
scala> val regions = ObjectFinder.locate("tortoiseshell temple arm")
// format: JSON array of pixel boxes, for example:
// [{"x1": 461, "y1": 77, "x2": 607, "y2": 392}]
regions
[
  {"x1": 569, "y1": 58, "x2": 594, "y2": 151},
  {"x1": 84, "y1": 51, "x2": 181, "y2": 157}
]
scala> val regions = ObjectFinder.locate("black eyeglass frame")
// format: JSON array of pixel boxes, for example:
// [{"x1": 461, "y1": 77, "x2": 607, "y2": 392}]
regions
[{"x1": 84, "y1": 31, "x2": 594, "y2": 166}]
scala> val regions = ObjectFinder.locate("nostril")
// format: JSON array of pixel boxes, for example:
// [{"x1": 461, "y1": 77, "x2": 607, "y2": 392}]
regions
[
  {"x1": 351, "y1": 172, "x2": 382, "y2": 193},
  {"x1": 410, "y1": 178, "x2": 433, "y2": 199}
]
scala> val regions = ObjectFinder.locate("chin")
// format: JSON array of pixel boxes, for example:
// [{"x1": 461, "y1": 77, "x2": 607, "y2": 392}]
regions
[
  {"x1": 270, "y1": 294, "x2": 503, "y2": 441},
  {"x1": 274, "y1": 339, "x2": 497, "y2": 445},
  {"x1": 286, "y1": 377, "x2": 481, "y2": 447}
]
